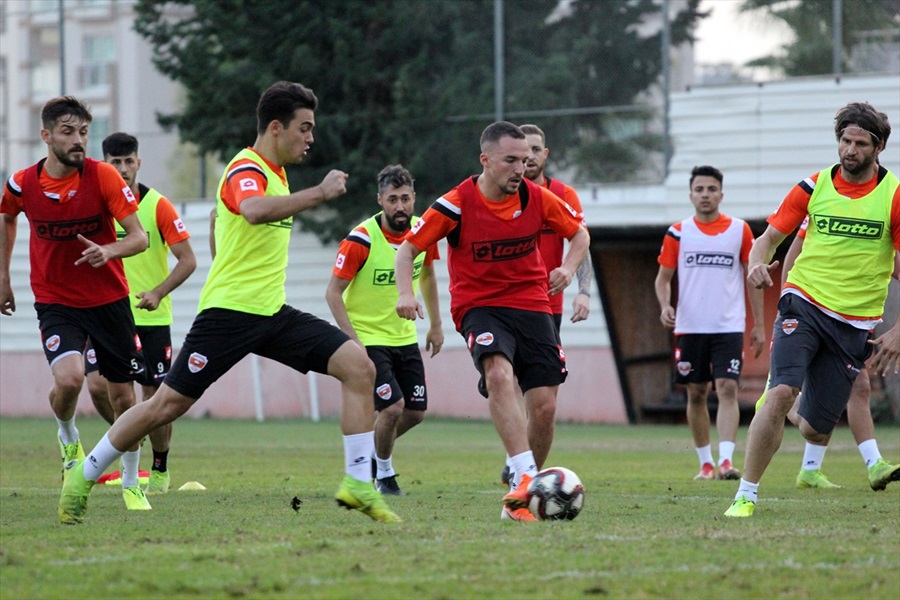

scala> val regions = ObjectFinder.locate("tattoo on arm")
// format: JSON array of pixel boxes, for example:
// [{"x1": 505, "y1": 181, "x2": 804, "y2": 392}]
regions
[{"x1": 576, "y1": 254, "x2": 593, "y2": 295}]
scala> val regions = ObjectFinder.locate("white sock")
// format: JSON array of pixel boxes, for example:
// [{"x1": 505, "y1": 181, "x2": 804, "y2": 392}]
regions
[
  {"x1": 121, "y1": 449, "x2": 141, "y2": 488},
  {"x1": 800, "y1": 442, "x2": 828, "y2": 471},
  {"x1": 718, "y1": 441, "x2": 736, "y2": 465},
  {"x1": 56, "y1": 417, "x2": 79, "y2": 445},
  {"x1": 696, "y1": 445, "x2": 714, "y2": 467},
  {"x1": 505, "y1": 454, "x2": 512, "y2": 468},
  {"x1": 82, "y1": 432, "x2": 125, "y2": 482},
  {"x1": 510, "y1": 450, "x2": 538, "y2": 489},
  {"x1": 735, "y1": 478, "x2": 759, "y2": 503},
  {"x1": 858, "y1": 439, "x2": 882, "y2": 468},
  {"x1": 344, "y1": 431, "x2": 375, "y2": 483},
  {"x1": 375, "y1": 453, "x2": 395, "y2": 478}
]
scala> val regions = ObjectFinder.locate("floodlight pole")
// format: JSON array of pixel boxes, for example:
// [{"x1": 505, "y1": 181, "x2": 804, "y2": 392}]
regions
[
  {"x1": 832, "y1": 0, "x2": 842, "y2": 76},
  {"x1": 494, "y1": 0, "x2": 504, "y2": 121},
  {"x1": 58, "y1": 0, "x2": 66, "y2": 94},
  {"x1": 662, "y1": 0, "x2": 671, "y2": 177}
]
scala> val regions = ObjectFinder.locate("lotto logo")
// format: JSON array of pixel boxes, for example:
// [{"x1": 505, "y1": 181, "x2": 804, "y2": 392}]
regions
[
  {"x1": 813, "y1": 215, "x2": 883, "y2": 239},
  {"x1": 165, "y1": 346, "x2": 172, "y2": 360},
  {"x1": 33, "y1": 216, "x2": 102, "y2": 241},
  {"x1": 174, "y1": 218, "x2": 186, "y2": 233},
  {"x1": 376, "y1": 384, "x2": 392, "y2": 400},
  {"x1": 411, "y1": 219, "x2": 425, "y2": 234},
  {"x1": 188, "y1": 352, "x2": 208, "y2": 373},
  {"x1": 472, "y1": 236, "x2": 536, "y2": 262},
  {"x1": 467, "y1": 333, "x2": 475, "y2": 351},
  {"x1": 558, "y1": 345, "x2": 566, "y2": 361},
  {"x1": 240, "y1": 178, "x2": 259, "y2": 191},
  {"x1": 684, "y1": 252, "x2": 734, "y2": 268},
  {"x1": 135, "y1": 334, "x2": 143, "y2": 351},
  {"x1": 123, "y1": 186, "x2": 136, "y2": 203},
  {"x1": 45, "y1": 335, "x2": 60, "y2": 352},
  {"x1": 782, "y1": 319, "x2": 799, "y2": 335},
  {"x1": 475, "y1": 332, "x2": 494, "y2": 346},
  {"x1": 335, "y1": 253, "x2": 346, "y2": 269},
  {"x1": 677, "y1": 361, "x2": 692, "y2": 377}
]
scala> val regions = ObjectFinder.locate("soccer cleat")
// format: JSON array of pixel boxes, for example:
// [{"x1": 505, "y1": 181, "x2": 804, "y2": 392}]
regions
[
  {"x1": 98, "y1": 470, "x2": 151, "y2": 486},
  {"x1": 58, "y1": 437, "x2": 85, "y2": 481},
  {"x1": 58, "y1": 458, "x2": 95, "y2": 524},
  {"x1": 500, "y1": 465, "x2": 515, "y2": 487},
  {"x1": 501, "y1": 473, "x2": 533, "y2": 510},
  {"x1": 868, "y1": 459, "x2": 900, "y2": 492},
  {"x1": 796, "y1": 468, "x2": 842, "y2": 489},
  {"x1": 724, "y1": 496, "x2": 755, "y2": 518},
  {"x1": 693, "y1": 462, "x2": 716, "y2": 480},
  {"x1": 718, "y1": 459, "x2": 741, "y2": 480},
  {"x1": 370, "y1": 457, "x2": 377, "y2": 482},
  {"x1": 123, "y1": 486, "x2": 152, "y2": 510},
  {"x1": 501, "y1": 505, "x2": 536, "y2": 522},
  {"x1": 335, "y1": 475, "x2": 402, "y2": 523},
  {"x1": 146, "y1": 470, "x2": 170, "y2": 495},
  {"x1": 375, "y1": 474, "x2": 404, "y2": 496}
]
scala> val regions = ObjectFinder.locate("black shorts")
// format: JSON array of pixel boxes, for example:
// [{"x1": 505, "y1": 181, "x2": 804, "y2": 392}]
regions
[
  {"x1": 770, "y1": 293, "x2": 872, "y2": 434},
  {"x1": 367, "y1": 344, "x2": 427, "y2": 412},
  {"x1": 551, "y1": 313, "x2": 562, "y2": 334},
  {"x1": 36, "y1": 299, "x2": 145, "y2": 384},
  {"x1": 673, "y1": 332, "x2": 743, "y2": 384},
  {"x1": 164, "y1": 305, "x2": 350, "y2": 400},
  {"x1": 85, "y1": 325, "x2": 171, "y2": 388},
  {"x1": 461, "y1": 306, "x2": 567, "y2": 399}
]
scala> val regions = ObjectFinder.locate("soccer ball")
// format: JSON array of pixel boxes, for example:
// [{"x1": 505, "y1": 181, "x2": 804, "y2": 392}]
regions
[{"x1": 527, "y1": 466, "x2": 585, "y2": 521}]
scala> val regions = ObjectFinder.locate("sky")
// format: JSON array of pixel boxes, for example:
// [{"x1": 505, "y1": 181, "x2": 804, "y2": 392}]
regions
[{"x1": 693, "y1": 0, "x2": 794, "y2": 66}]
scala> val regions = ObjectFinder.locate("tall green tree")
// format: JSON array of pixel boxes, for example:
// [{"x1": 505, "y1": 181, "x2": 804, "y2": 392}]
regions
[
  {"x1": 740, "y1": 0, "x2": 900, "y2": 76},
  {"x1": 134, "y1": 0, "x2": 704, "y2": 241}
]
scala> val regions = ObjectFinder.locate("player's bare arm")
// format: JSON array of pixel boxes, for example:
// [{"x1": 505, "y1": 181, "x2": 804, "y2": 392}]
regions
[
  {"x1": 239, "y1": 170, "x2": 349, "y2": 225},
  {"x1": 420, "y1": 263, "x2": 444, "y2": 357},
  {"x1": 654, "y1": 265, "x2": 676, "y2": 328},
  {"x1": 325, "y1": 274, "x2": 363, "y2": 347},
  {"x1": 746, "y1": 224, "x2": 787, "y2": 289},
  {"x1": 549, "y1": 227, "x2": 588, "y2": 295},
  {"x1": 136, "y1": 238, "x2": 197, "y2": 311},
  {"x1": 395, "y1": 240, "x2": 424, "y2": 321},
  {"x1": 744, "y1": 263, "x2": 766, "y2": 358},
  {"x1": 570, "y1": 253, "x2": 593, "y2": 323},
  {"x1": 0, "y1": 214, "x2": 17, "y2": 315},
  {"x1": 75, "y1": 212, "x2": 147, "y2": 268}
]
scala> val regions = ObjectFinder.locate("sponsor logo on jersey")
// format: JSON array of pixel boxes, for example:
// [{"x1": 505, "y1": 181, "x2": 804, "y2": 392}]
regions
[
  {"x1": 123, "y1": 186, "x2": 136, "y2": 203},
  {"x1": 32, "y1": 215, "x2": 103, "y2": 240},
  {"x1": 677, "y1": 361, "x2": 692, "y2": 377},
  {"x1": 813, "y1": 215, "x2": 883, "y2": 239},
  {"x1": 134, "y1": 334, "x2": 143, "y2": 351},
  {"x1": 239, "y1": 178, "x2": 259, "y2": 192},
  {"x1": 475, "y1": 332, "x2": 494, "y2": 346},
  {"x1": 684, "y1": 252, "x2": 735, "y2": 268},
  {"x1": 335, "y1": 253, "x2": 346, "y2": 269},
  {"x1": 411, "y1": 218, "x2": 425, "y2": 234},
  {"x1": 782, "y1": 318, "x2": 799, "y2": 335},
  {"x1": 466, "y1": 332, "x2": 474, "y2": 351},
  {"x1": 45, "y1": 334, "x2": 61, "y2": 352},
  {"x1": 165, "y1": 345, "x2": 172, "y2": 360},
  {"x1": 472, "y1": 235, "x2": 536, "y2": 262},
  {"x1": 376, "y1": 383, "x2": 392, "y2": 400},
  {"x1": 373, "y1": 262, "x2": 422, "y2": 286},
  {"x1": 188, "y1": 352, "x2": 208, "y2": 373},
  {"x1": 558, "y1": 345, "x2": 566, "y2": 362},
  {"x1": 174, "y1": 218, "x2": 186, "y2": 233},
  {"x1": 86, "y1": 348, "x2": 97, "y2": 364}
]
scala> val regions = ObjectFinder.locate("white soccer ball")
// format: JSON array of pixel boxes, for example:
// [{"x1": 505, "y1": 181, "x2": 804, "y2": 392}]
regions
[{"x1": 527, "y1": 466, "x2": 585, "y2": 521}]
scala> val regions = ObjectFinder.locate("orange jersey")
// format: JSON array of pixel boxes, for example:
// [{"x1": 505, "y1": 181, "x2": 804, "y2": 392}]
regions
[
  {"x1": 768, "y1": 167, "x2": 900, "y2": 247},
  {"x1": 333, "y1": 217, "x2": 438, "y2": 281},
  {"x1": 657, "y1": 214, "x2": 754, "y2": 269},
  {"x1": 217, "y1": 148, "x2": 288, "y2": 215},
  {"x1": 149, "y1": 191, "x2": 191, "y2": 246}
]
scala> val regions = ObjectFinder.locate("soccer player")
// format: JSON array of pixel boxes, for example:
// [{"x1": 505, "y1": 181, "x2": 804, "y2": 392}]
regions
[
  {"x1": 325, "y1": 164, "x2": 443, "y2": 496},
  {"x1": 499, "y1": 123, "x2": 593, "y2": 486},
  {"x1": 726, "y1": 101, "x2": 900, "y2": 517},
  {"x1": 654, "y1": 165, "x2": 765, "y2": 481},
  {"x1": 395, "y1": 121, "x2": 589, "y2": 521},
  {"x1": 755, "y1": 217, "x2": 900, "y2": 491},
  {"x1": 0, "y1": 96, "x2": 151, "y2": 511},
  {"x1": 84, "y1": 132, "x2": 197, "y2": 495},
  {"x1": 58, "y1": 81, "x2": 401, "y2": 524}
]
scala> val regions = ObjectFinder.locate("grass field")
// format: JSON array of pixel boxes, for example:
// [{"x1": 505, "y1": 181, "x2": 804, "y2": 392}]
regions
[{"x1": 1, "y1": 417, "x2": 898, "y2": 599}]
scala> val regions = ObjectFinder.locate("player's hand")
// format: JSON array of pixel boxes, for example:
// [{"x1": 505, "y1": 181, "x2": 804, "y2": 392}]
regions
[
  {"x1": 548, "y1": 266, "x2": 573, "y2": 295},
  {"x1": 0, "y1": 282, "x2": 15, "y2": 316},
  {"x1": 426, "y1": 324, "x2": 444, "y2": 357},
  {"x1": 570, "y1": 293, "x2": 590, "y2": 323},
  {"x1": 747, "y1": 261, "x2": 779, "y2": 289},
  {"x1": 749, "y1": 324, "x2": 766, "y2": 358},
  {"x1": 869, "y1": 324, "x2": 900, "y2": 376},
  {"x1": 396, "y1": 292, "x2": 423, "y2": 321},
  {"x1": 318, "y1": 170, "x2": 349, "y2": 201},
  {"x1": 659, "y1": 306, "x2": 676, "y2": 328},
  {"x1": 135, "y1": 290, "x2": 162, "y2": 311},
  {"x1": 75, "y1": 234, "x2": 114, "y2": 268}
]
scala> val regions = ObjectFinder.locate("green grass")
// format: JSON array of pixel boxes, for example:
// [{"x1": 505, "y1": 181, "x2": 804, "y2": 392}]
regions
[{"x1": 1, "y1": 417, "x2": 898, "y2": 599}]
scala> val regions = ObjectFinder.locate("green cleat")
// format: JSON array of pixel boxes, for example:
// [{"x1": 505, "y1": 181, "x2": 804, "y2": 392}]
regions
[
  {"x1": 335, "y1": 475, "x2": 402, "y2": 523},
  {"x1": 123, "y1": 486, "x2": 152, "y2": 510},
  {"x1": 868, "y1": 459, "x2": 900, "y2": 492},
  {"x1": 57, "y1": 437, "x2": 85, "y2": 481},
  {"x1": 58, "y1": 459, "x2": 95, "y2": 524},
  {"x1": 146, "y1": 470, "x2": 170, "y2": 495},
  {"x1": 796, "y1": 468, "x2": 842, "y2": 489},
  {"x1": 724, "y1": 496, "x2": 755, "y2": 518}
]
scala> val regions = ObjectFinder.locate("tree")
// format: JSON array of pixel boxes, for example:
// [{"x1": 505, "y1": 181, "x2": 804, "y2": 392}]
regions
[
  {"x1": 740, "y1": 0, "x2": 900, "y2": 76},
  {"x1": 134, "y1": 0, "x2": 704, "y2": 241}
]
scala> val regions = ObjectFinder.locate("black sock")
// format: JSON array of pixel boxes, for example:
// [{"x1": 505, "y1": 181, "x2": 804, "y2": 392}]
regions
[{"x1": 152, "y1": 450, "x2": 169, "y2": 472}]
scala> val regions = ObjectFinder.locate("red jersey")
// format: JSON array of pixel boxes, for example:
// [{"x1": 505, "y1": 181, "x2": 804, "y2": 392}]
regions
[
  {"x1": 2, "y1": 158, "x2": 137, "y2": 307},
  {"x1": 407, "y1": 176, "x2": 581, "y2": 330},
  {"x1": 538, "y1": 177, "x2": 585, "y2": 314}
]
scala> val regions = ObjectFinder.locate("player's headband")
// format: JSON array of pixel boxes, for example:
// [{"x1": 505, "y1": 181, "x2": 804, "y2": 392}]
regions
[{"x1": 841, "y1": 126, "x2": 880, "y2": 142}]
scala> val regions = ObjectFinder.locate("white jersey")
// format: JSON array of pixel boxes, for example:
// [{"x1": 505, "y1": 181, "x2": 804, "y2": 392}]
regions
[{"x1": 674, "y1": 216, "x2": 746, "y2": 334}]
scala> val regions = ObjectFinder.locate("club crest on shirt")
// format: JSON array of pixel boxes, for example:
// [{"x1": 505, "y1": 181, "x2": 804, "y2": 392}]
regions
[
  {"x1": 188, "y1": 352, "x2": 208, "y2": 373},
  {"x1": 782, "y1": 319, "x2": 799, "y2": 335}
]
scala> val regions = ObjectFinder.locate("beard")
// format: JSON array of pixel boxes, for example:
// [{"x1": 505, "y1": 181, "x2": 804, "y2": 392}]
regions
[
  {"x1": 384, "y1": 212, "x2": 410, "y2": 232},
  {"x1": 54, "y1": 146, "x2": 85, "y2": 168}
]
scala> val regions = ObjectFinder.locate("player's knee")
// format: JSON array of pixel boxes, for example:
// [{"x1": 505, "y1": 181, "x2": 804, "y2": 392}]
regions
[
  {"x1": 799, "y1": 419, "x2": 829, "y2": 444},
  {"x1": 850, "y1": 372, "x2": 871, "y2": 401},
  {"x1": 405, "y1": 408, "x2": 425, "y2": 427},
  {"x1": 528, "y1": 390, "x2": 557, "y2": 424},
  {"x1": 53, "y1": 371, "x2": 84, "y2": 397}
]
